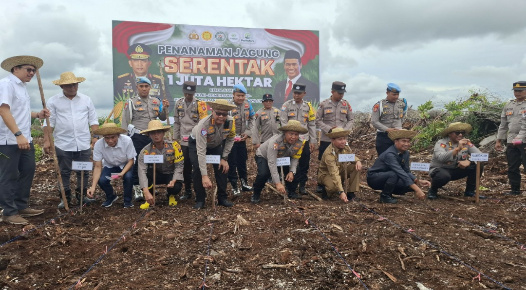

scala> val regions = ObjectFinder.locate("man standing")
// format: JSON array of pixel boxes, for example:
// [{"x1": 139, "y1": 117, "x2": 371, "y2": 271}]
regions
[
  {"x1": 252, "y1": 93, "x2": 281, "y2": 150},
  {"x1": 173, "y1": 81, "x2": 208, "y2": 201},
  {"x1": 0, "y1": 55, "x2": 48, "y2": 224},
  {"x1": 44, "y1": 72, "x2": 99, "y2": 208},
  {"x1": 121, "y1": 77, "x2": 169, "y2": 201},
  {"x1": 189, "y1": 99, "x2": 236, "y2": 209},
  {"x1": 87, "y1": 123, "x2": 135, "y2": 208},
  {"x1": 428, "y1": 123, "x2": 483, "y2": 199},
  {"x1": 318, "y1": 128, "x2": 362, "y2": 202},
  {"x1": 138, "y1": 120, "x2": 184, "y2": 207},
  {"x1": 228, "y1": 83, "x2": 255, "y2": 196},
  {"x1": 280, "y1": 83, "x2": 317, "y2": 196},
  {"x1": 367, "y1": 130, "x2": 429, "y2": 204},
  {"x1": 251, "y1": 120, "x2": 306, "y2": 204},
  {"x1": 495, "y1": 81, "x2": 526, "y2": 195},
  {"x1": 371, "y1": 83, "x2": 408, "y2": 155},
  {"x1": 273, "y1": 50, "x2": 319, "y2": 108}
]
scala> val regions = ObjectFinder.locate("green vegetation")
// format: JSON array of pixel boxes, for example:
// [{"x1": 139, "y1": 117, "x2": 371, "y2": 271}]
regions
[{"x1": 34, "y1": 143, "x2": 43, "y2": 162}]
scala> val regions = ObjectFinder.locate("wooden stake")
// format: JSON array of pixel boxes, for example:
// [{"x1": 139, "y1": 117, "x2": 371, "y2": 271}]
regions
[
  {"x1": 280, "y1": 166, "x2": 286, "y2": 203},
  {"x1": 36, "y1": 70, "x2": 69, "y2": 211},
  {"x1": 153, "y1": 163, "x2": 156, "y2": 205},
  {"x1": 80, "y1": 170, "x2": 84, "y2": 213},
  {"x1": 212, "y1": 186, "x2": 217, "y2": 210},
  {"x1": 475, "y1": 162, "x2": 481, "y2": 204}
]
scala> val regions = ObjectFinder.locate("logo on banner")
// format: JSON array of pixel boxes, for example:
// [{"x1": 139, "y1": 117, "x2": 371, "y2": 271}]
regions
[
  {"x1": 215, "y1": 31, "x2": 226, "y2": 41},
  {"x1": 189, "y1": 31, "x2": 199, "y2": 40},
  {"x1": 241, "y1": 32, "x2": 255, "y2": 43},
  {"x1": 202, "y1": 31, "x2": 212, "y2": 41},
  {"x1": 228, "y1": 32, "x2": 240, "y2": 43}
]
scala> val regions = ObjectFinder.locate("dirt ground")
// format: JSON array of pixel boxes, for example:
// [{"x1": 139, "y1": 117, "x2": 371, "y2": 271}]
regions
[{"x1": 1, "y1": 132, "x2": 526, "y2": 290}]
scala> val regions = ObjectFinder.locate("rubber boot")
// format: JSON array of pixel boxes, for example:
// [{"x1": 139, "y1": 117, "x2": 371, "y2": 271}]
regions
[
  {"x1": 506, "y1": 185, "x2": 521, "y2": 195},
  {"x1": 427, "y1": 187, "x2": 439, "y2": 200}
]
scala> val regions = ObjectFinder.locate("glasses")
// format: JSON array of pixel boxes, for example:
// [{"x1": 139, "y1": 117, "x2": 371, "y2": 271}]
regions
[
  {"x1": 453, "y1": 131, "x2": 465, "y2": 135},
  {"x1": 21, "y1": 67, "x2": 36, "y2": 73},
  {"x1": 215, "y1": 111, "x2": 228, "y2": 117}
]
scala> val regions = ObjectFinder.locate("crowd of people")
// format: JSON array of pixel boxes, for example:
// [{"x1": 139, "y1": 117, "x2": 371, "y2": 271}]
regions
[{"x1": 1, "y1": 54, "x2": 526, "y2": 225}]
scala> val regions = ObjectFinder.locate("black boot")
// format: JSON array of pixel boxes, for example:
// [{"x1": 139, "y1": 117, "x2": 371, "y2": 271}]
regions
[
  {"x1": 427, "y1": 187, "x2": 439, "y2": 200},
  {"x1": 288, "y1": 190, "x2": 301, "y2": 200},
  {"x1": 316, "y1": 184, "x2": 324, "y2": 193},
  {"x1": 346, "y1": 192, "x2": 356, "y2": 200},
  {"x1": 218, "y1": 198, "x2": 234, "y2": 207},
  {"x1": 319, "y1": 186, "x2": 328, "y2": 200},
  {"x1": 506, "y1": 185, "x2": 521, "y2": 195},
  {"x1": 193, "y1": 201, "x2": 205, "y2": 209},
  {"x1": 379, "y1": 193, "x2": 397, "y2": 203},
  {"x1": 231, "y1": 181, "x2": 241, "y2": 197},
  {"x1": 299, "y1": 182, "x2": 307, "y2": 195},
  {"x1": 58, "y1": 190, "x2": 72, "y2": 209},
  {"x1": 241, "y1": 179, "x2": 253, "y2": 191},
  {"x1": 251, "y1": 191, "x2": 261, "y2": 204},
  {"x1": 180, "y1": 187, "x2": 193, "y2": 200}
]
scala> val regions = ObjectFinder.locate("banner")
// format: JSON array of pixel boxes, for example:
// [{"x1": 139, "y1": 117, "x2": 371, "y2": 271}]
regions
[{"x1": 112, "y1": 20, "x2": 319, "y2": 121}]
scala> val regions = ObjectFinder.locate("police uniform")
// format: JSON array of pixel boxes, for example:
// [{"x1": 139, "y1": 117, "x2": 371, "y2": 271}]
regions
[
  {"x1": 316, "y1": 81, "x2": 353, "y2": 159},
  {"x1": 279, "y1": 84, "x2": 316, "y2": 194},
  {"x1": 371, "y1": 83, "x2": 407, "y2": 155},
  {"x1": 496, "y1": 82, "x2": 526, "y2": 194},
  {"x1": 318, "y1": 144, "x2": 360, "y2": 195},
  {"x1": 189, "y1": 113, "x2": 236, "y2": 207},
  {"x1": 173, "y1": 81, "x2": 208, "y2": 199},
  {"x1": 137, "y1": 141, "x2": 184, "y2": 199},
  {"x1": 252, "y1": 107, "x2": 281, "y2": 145}
]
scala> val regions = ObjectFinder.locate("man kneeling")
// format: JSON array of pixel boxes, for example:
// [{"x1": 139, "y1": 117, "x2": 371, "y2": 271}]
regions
[{"x1": 318, "y1": 127, "x2": 362, "y2": 202}]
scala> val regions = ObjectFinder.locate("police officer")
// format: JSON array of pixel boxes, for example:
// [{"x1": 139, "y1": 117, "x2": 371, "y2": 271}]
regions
[
  {"x1": 251, "y1": 120, "x2": 307, "y2": 203},
  {"x1": 280, "y1": 83, "x2": 317, "y2": 196},
  {"x1": 371, "y1": 83, "x2": 408, "y2": 155},
  {"x1": 228, "y1": 83, "x2": 255, "y2": 196},
  {"x1": 137, "y1": 120, "x2": 184, "y2": 207},
  {"x1": 367, "y1": 130, "x2": 429, "y2": 204},
  {"x1": 495, "y1": 81, "x2": 526, "y2": 195},
  {"x1": 318, "y1": 127, "x2": 362, "y2": 203},
  {"x1": 428, "y1": 123, "x2": 483, "y2": 199},
  {"x1": 114, "y1": 43, "x2": 171, "y2": 101},
  {"x1": 189, "y1": 99, "x2": 236, "y2": 209},
  {"x1": 121, "y1": 77, "x2": 169, "y2": 201},
  {"x1": 252, "y1": 93, "x2": 281, "y2": 150},
  {"x1": 173, "y1": 81, "x2": 208, "y2": 201}
]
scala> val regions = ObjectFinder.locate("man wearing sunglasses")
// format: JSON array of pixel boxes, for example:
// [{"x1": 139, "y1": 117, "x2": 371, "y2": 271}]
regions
[
  {"x1": 0, "y1": 55, "x2": 49, "y2": 225},
  {"x1": 44, "y1": 72, "x2": 99, "y2": 208},
  {"x1": 495, "y1": 81, "x2": 526, "y2": 195},
  {"x1": 428, "y1": 122, "x2": 482, "y2": 199}
]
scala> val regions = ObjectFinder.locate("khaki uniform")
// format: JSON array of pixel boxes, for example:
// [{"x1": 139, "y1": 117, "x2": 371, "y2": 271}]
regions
[
  {"x1": 173, "y1": 97, "x2": 208, "y2": 146},
  {"x1": 114, "y1": 73, "x2": 169, "y2": 99},
  {"x1": 316, "y1": 99, "x2": 353, "y2": 142},
  {"x1": 497, "y1": 99, "x2": 526, "y2": 143},
  {"x1": 121, "y1": 95, "x2": 167, "y2": 131},
  {"x1": 137, "y1": 141, "x2": 184, "y2": 189},
  {"x1": 252, "y1": 107, "x2": 281, "y2": 145},
  {"x1": 430, "y1": 137, "x2": 481, "y2": 174},
  {"x1": 255, "y1": 134, "x2": 305, "y2": 184},
  {"x1": 371, "y1": 98, "x2": 407, "y2": 131},
  {"x1": 318, "y1": 144, "x2": 360, "y2": 193},
  {"x1": 191, "y1": 115, "x2": 235, "y2": 175},
  {"x1": 279, "y1": 100, "x2": 317, "y2": 142},
  {"x1": 229, "y1": 100, "x2": 255, "y2": 137}
]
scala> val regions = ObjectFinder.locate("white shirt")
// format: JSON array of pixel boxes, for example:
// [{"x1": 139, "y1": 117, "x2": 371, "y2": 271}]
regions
[
  {"x1": 47, "y1": 92, "x2": 98, "y2": 151},
  {"x1": 0, "y1": 74, "x2": 32, "y2": 145},
  {"x1": 93, "y1": 135, "x2": 136, "y2": 168}
]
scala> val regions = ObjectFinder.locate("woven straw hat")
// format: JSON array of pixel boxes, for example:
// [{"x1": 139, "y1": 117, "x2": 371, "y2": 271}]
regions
[
  {"x1": 140, "y1": 120, "x2": 171, "y2": 134},
  {"x1": 93, "y1": 123, "x2": 126, "y2": 136},
  {"x1": 1, "y1": 55, "x2": 43, "y2": 72},
  {"x1": 52, "y1": 72, "x2": 86, "y2": 86},
  {"x1": 441, "y1": 122, "x2": 472, "y2": 137},
  {"x1": 326, "y1": 127, "x2": 350, "y2": 139},
  {"x1": 207, "y1": 99, "x2": 236, "y2": 111},
  {"x1": 278, "y1": 120, "x2": 308, "y2": 134},
  {"x1": 388, "y1": 129, "x2": 418, "y2": 141}
]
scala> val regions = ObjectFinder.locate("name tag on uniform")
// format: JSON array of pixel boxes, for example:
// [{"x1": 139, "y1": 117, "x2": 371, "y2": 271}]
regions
[
  {"x1": 206, "y1": 155, "x2": 221, "y2": 164},
  {"x1": 72, "y1": 161, "x2": 93, "y2": 171},
  {"x1": 410, "y1": 162, "x2": 430, "y2": 171},
  {"x1": 144, "y1": 155, "x2": 164, "y2": 163},
  {"x1": 470, "y1": 153, "x2": 488, "y2": 162},
  {"x1": 234, "y1": 135, "x2": 242, "y2": 142},
  {"x1": 182, "y1": 135, "x2": 189, "y2": 142},
  {"x1": 276, "y1": 157, "x2": 291, "y2": 166},
  {"x1": 338, "y1": 154, "x2": 355, "y2": 162}
]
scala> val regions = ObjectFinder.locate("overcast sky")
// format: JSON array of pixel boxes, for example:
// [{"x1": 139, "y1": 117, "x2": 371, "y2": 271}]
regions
[{"x1": 2, "y1": 0, "x2": 526, "y2": 116}]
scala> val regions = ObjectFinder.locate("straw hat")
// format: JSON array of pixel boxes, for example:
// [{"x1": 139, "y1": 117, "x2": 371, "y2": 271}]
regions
[
  {"x1": 326, "y1": 127, "x2": 350, "y2": 139},
  {"x1": 207, "y1": 99, "x2": 236, "y2": 111},
  {"x1": 93, "y1": 123, "x2": 126, "y2": 136},
  {"x1": 140, "y1": 120, "x2": 171, "y2": 134},
  {"x1": 52, "y1": 72, "x2": 86, "y2": 86},
  {"x1": 441, "y1": 122, "x2": 472, "y2": 137},
  {"x1": 388, "y1": 129, "x2": 418, "y2": 141},
  {"x1": 1, "y1": 55, "x2": 43, "y2": 72},
  {"x1": 278, "y1": 120, "x2": 308, "y2": 134}
]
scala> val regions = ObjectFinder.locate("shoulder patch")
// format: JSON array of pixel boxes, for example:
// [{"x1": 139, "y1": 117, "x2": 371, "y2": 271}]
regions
[
  {"x1": 201, "y1": 128, "x2": 207, "y2": 136},
  {"x1": 440, "y1": 143, "x2": 446, "y2": 148},
  {"x1": 152, "y1": 74, "x2": 162, "y2": 78},
  {"x1": 373, "y1": 103, "x2": 380, "y2": 112}
]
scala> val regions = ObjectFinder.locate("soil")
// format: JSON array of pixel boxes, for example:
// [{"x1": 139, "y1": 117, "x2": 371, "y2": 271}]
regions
[{"x1": 1, "y1": 130, "x2": 525, "y2": 290}]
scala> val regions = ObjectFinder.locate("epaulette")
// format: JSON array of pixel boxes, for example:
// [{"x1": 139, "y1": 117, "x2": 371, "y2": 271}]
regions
[
  {"x1": 118, "y1": 73, "x2": 130, "y2": 78},
  {"x1": 152, "y1": 74, "x2": 162, "y2": 78}
]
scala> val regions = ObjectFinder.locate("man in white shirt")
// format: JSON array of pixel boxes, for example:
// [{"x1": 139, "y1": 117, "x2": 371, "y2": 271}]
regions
[
  {"x1": 44, "y1": 72, "x2": 99, "y2": 208},
  {"x1": 87, "y1": 123, "x2": 136, "y2": 208},
  {"x1": 0, "y1": 55, "x2": 49, "y2": 225}
]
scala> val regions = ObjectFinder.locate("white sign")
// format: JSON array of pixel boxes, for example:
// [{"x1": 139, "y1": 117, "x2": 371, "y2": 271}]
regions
[
  {"x1": 72, "y1": 161, "x2": 93, "y2": 171},
  {"x1": 206, "y1": 155, "x2": 221, "y2": 164},
  {"x1": 144, "y1": 155, "x2": 164, "y2": 163},
  {"x1": 276, "y1": 157, "x2": 291, "y2": 166},
  {"x1": 338, "y1": 154, "x2": 355, "y2": 162},
  {"x1": 470, "y1": 153, "x2": 489, "y2": 162},
  {"x1": 410, "y1": 162, "x2": 430, "y2": 171}
]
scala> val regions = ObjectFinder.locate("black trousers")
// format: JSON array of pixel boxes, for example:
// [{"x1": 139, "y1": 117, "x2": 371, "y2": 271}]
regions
[
  {"x1": 506, "y1": 143, "x2": 526, "y2": 189},
  {"x1": 430, "y1": 162, "x2": 482, "y2": 192},
  {"x1": 189, "y1": 139, "x2": 228, "y2": 203},
  {"x1": 131, "y1": 134, "x2": 152, "y2": 185},
  {"x1": 318, "y1": 141, "x2": 331, "y2": 160},
  {"x1": 55, "y1": 147, "x2": 91, "y2": 196},
  {"x1": 289, "y1": 140, "x2": 310, "y2": 192},
  {"x1": 228, "y1": 141, "x2": 248, "y2": 183},
  {"x1": 253, "y1": 156, "x2": 294, "y2": 196},
  {"x1": 367, "y1": 171, "x2": 411, "y2": 195},
  {"x1": 181, "y1": 145, "x2": 192, "y2": 190},
  {"x1": 376, "y1": 132, "x2": 394, "y2": 155}
]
